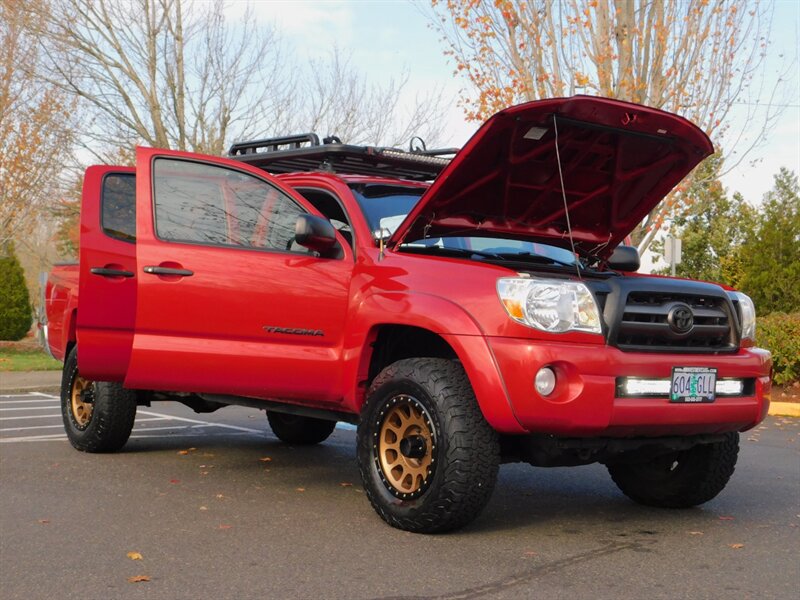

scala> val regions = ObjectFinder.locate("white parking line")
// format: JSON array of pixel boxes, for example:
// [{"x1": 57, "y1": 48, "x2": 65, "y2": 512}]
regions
[
  {"x1": 129, "y1": 425, "x2": 190, "y2": 432},
  {"x1": 137, "y1": 409, "x2": 263, "y2": 434},
  {"x1": 0, "y1": 414, "x2": 62, "y2": 421},
  {"x1": 0, "y1": 406, "x2": 65, "y2": 411},
  {"x1": 0, "y1": 398, "x2": 60, "y2": 404},
  {"x1": 1, "y1": 433, "x2": 68, "y2": 443},
  {"x1": 0, "y1": 424, "x2": 65, "y2": 432},
  {"x1": 0, "y1": 417, "x2": 167, "y2": 433},
  {"x1": 0, "y1": 393, "x2": 362, "y2": 443}
]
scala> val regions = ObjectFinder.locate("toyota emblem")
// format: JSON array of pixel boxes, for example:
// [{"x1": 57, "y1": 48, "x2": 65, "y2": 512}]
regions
[{"x1": 668, "y1": 304, "x2": 694, "y2": 334}]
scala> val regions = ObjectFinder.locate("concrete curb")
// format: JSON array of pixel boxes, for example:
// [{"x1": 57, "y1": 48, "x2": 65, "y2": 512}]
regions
[
  {"x1": 0, "y1": 371, "x2": 61, "y2": 394},
  {"x1": 768, "y1": 402, "x2": 800, "y2": 418}
]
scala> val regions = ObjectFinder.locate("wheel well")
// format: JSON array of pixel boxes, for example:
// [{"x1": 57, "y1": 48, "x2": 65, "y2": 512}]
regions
[{"x1": 367, "y1": 325, "x2": 457, "y2": 384}]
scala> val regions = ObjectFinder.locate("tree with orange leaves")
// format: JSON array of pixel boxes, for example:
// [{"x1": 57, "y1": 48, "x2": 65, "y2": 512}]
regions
[
  {"x1": 0, "y1": 1, "x2": 76, "y2": 253},
  {"x1": 427, "y1": 0, "x2": 789, "y2": 251}
]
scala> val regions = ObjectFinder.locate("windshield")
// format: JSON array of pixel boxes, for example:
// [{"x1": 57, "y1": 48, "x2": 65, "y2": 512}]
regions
[
  {"x1": 350, "y1": 184, "x2": 425, "y2": 233},
  {"x1": 350, "y1": 183, "x2": 580, "y2": 268},
  {"x1": 423, "y1": 237, "x2": 578, "y2": 265}
]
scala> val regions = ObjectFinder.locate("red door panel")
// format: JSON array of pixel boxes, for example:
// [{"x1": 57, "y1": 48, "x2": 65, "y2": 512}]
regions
[
  {"x1": 76, "y1": 166, "x2": 137, "y2": 381},
  {"x1": 125, "y1": 148, "x2": 353, "y2": 404}
]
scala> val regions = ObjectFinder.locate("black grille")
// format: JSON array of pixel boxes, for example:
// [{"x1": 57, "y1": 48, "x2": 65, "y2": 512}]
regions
[{"x1": 615, "y1": 292, "x2": 736, "y2": 352}]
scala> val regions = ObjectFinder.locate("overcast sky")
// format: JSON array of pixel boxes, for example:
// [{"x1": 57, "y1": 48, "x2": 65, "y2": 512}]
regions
[{"x1": 230, "y1": 0, "x2": 800, "y2": 206}]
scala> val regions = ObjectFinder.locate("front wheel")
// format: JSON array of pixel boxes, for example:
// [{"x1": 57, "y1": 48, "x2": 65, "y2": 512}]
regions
[
  {"x1": 607, "y1": 433, "x2": 739, "y2": 508},
  {"x1": 357, "y1": 358, "x2": 500, "y2": 533},
  {"x1": 61, "y1": 347, "x2": 137, "y2": 453}
]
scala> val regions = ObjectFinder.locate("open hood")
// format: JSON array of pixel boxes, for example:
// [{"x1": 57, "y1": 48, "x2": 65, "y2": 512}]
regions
[{"x1": 388, "y1": 96, "x2": 713, "y2": 258}]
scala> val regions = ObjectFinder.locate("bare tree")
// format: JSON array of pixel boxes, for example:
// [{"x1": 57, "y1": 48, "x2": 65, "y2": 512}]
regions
[
  {"x1": 427, "y1": 0, "x2": 791, "y2": 251},
  {"x1": 34, "y1": 0, "x2": 448, "y2": 160},
  {"x1": 294, "y1": 50, "x2": 447, "y2": 148},
  {"x1": 35, "y1": 0, "x2": 295, "y2": 157},
  {"x1": 0, "y1": 0, "x2": 76, "y2": 250}
]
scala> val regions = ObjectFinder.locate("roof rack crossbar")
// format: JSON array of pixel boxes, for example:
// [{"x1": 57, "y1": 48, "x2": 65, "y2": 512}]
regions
[
  {"x1": 227, "y1": 133, "x2": 459, "y2": 181},
  {"x1": 228, "y1": 133, "x2": 321, "y2": 156}
]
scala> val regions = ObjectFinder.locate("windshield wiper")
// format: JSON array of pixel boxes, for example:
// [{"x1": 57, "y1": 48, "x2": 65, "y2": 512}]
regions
[
  {"x1": 497, "y1": 251, "x2": 582, "y2": 270},
  {"x1": 406, "y1": 246, "x2": 507, "y2": 261}
]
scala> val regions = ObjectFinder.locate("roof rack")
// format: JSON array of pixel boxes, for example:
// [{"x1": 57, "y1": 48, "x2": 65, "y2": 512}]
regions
[{"x1": 228, "y1": 133, "x2": 458, "y2": 182}]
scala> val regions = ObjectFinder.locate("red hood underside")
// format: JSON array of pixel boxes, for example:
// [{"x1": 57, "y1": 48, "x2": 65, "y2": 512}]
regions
[{"x1": 389, "y1": 96, "x2": 713, "y2": 258}]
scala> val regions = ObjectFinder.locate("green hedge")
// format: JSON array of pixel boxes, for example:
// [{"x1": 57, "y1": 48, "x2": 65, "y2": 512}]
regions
[
  {"x1": 0, "y1": 246, "x2": 32, "y2": 341},
  {"x1": 757, "y1": 313, "x2": 800, "y2": 385}
]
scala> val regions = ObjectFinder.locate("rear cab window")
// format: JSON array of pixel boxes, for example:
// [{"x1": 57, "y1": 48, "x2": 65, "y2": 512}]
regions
[{"x1": 102, "y1": 173, "x2": 136, "y2": 242}]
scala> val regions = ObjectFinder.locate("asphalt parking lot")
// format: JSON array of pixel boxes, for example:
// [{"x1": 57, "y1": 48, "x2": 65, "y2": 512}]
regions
[{"x1": 1, "y1": 390, "x2": 798, "y2": 600}]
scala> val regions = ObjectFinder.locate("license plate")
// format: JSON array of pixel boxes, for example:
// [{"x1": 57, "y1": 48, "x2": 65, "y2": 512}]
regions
[{"x1": 670, "y1": 367, "x2": 717, "y2": 403}]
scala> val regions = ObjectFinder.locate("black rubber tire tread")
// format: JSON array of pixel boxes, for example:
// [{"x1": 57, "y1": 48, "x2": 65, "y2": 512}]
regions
[
  {"x1": 267, "y1": 412, "x2": 336, "y2": 445},
  {"x1": 607, "y1": 432, "x2": 739, "y2": 508},
  {"x1": 61, "y1": 347, "x2": 137, "y2": 453},
  {"x1": 357, "y1": 358, "x2": 500, "y2": 533}
]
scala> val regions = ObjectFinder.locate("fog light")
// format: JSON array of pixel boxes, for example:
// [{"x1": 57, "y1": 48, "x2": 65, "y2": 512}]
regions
[{"x1": 535, "y1": 367, "x2": 557, "y2": 396}]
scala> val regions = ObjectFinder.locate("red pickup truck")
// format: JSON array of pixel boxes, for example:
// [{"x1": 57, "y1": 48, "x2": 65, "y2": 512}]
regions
[{"x1": 44, "y1": 96, "x2": 771, "y2": 533}]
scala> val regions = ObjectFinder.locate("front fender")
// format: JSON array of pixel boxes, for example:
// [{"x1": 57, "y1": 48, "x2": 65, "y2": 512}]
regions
[{"x1": 342, "y1": 292, "x2": 525, "y2": 434}]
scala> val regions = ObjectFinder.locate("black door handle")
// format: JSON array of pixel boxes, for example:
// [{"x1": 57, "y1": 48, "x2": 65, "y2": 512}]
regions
[
  {"x1": 143, "y1": 266, "x2": 194, "y2": 277},
  {"x1": 90, "y1": 267, "x2": 134, "y2": 278}
]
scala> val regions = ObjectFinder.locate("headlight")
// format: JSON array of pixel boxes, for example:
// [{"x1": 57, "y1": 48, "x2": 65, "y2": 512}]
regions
[
  {"x1": 496, "y1": 277, "x2": 602, "y2": 334},
  {"x1": 734, "y1": 292, "x2": 756, "y2": 343}
]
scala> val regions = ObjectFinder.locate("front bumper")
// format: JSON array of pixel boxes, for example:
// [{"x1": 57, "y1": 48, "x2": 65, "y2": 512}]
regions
[{"x1": 487, "y1": 338, "x2": 772, "y2": 437}]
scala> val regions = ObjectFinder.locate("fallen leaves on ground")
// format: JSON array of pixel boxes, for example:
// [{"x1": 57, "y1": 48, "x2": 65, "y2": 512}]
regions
[
  {"x1": 199, "y1": 506, "x2": 208, "y2": 511},
  {"x1": 217, "y1": 524, "x2": 232, "y2": 530},
  {"x1": 169, "y1": 479, "x2": 180, "y2": 484},
  {"x1": 259, "y1": 457, "x2": 272, "y2": 462},
  {"x1": 729, "y1": 543, "x2": 745, "y2": 549},
  {"x1": 177, "y1": 448, "x2": 197, "y2": 455},
  {"x1": 523, "y1": 550, "x2": 537, "y2": 557},
  {"x1": 36, "y1": 519, "x2": 50, "y2": 525},
  {"x1": 296, "y1": 487, "x2": 306, "y2": 492},
  {"x1": 719, "y1": 516, "x2": 735, "y2": 521},
  {"x1": 127, "y1": 575, "x2": 150, "y2": 583},
  {"x1": 339, "y1": 482, "x2": 353, "y2": 487},
  {"x1": 688, "y1": 531, "x2": 704, "y2": 536},
  {"x1": 127, "y1": 551, "x2": 143, "y2": 560}
]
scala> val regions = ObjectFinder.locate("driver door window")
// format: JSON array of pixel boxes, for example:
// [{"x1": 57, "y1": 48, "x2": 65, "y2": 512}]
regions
[{"x1": 153, "y1": 158, "x2": 308, "y2": 253}]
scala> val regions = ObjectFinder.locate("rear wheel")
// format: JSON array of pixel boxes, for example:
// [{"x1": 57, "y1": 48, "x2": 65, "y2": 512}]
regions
[
  {"x1": 61, "y1": 347, "x2": 137, "y2": 453},
  {"x1": 357, "y1": 358, "x2": 499, "y2": 533},
  {"x1": 607, "y1": 433, "x2": 739, "y2": 508},
  {"x1": 266, "y1": 412, "x2": 336, "y2": 445}
]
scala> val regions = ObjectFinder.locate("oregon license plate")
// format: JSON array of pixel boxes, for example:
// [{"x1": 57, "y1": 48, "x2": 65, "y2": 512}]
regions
[{"x1": 670, "y1": 367, "x2": 717, "y2": 403}]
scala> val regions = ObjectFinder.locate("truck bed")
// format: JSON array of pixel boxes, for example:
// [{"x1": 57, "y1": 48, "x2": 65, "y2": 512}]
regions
[{"x1": 44, "y1": 263, "x2": 79, "y2": 362}]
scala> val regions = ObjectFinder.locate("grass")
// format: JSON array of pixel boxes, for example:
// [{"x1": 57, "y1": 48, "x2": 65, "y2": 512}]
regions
[{"x1": 0, "y1": 341, "x2": 62, "y2": 372}]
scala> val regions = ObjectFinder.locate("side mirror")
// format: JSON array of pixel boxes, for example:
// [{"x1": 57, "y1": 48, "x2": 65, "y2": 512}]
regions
[
  {"x1": 608, "y1": 245, "x2": 640, "y2": 272},
  {"x1": 294, "y1": 214, "x2": 337, "y2": 252}
]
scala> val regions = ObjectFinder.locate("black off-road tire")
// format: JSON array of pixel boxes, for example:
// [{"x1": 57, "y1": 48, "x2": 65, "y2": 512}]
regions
[
  {"x1": 357, "y1": 358, "x2": 500, "y2": 533},
  {"x1": 267, "y1": 412, "x2": 336, "y2": 445},
  {"x1": 61, "y1": 347, "x2": 137, "y2": 453},
  {"x1": 607, "y1": 433, "x2": 740, "y2": 508}
]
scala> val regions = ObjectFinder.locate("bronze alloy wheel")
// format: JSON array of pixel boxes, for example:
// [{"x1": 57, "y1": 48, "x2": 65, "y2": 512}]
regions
[
  {"x1": 70, "y1": 375, "x2": 94, "y2": 429},
  {"x1": 375, "y1": 395, "x2": 436, "y2": 499}
]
